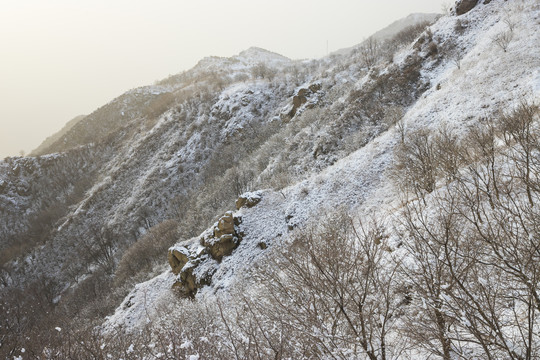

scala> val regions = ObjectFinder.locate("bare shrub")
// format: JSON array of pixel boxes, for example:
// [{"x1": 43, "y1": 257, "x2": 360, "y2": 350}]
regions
[
  {"x1": 249, "y1": 211, "x2": 408, "y2": 359},
  {"x1": 360, "y1": 37, "x2": 381, "y2": 69},
  {"x1": 392, "y1": 128, "x2": 438, "y2": 197},
  {"x1": 504, "y1": 17, "x2": 517, "y2": 32},
  {"x1": 493, "y1": 30, "x2": 514, "y2": 52},
  {"x1": 390, "y1": 21, "x2": 433, "y2": 49},
  {"x1": 392, "y1": 126, "x2": 464, "y2": 200},
  {"x1": 251, "y1": 62, "x2": 277, "y2": 80},
  {"x1": 452, "y1": 54, "x2": 462, "y2": 69},
  {"x1": 143, "y1": 92, "x2": 177, "y2": 119},
  {"x1": 396, "y1": 103, "x2": 540, "y2": 358},
  {"x1": 115, "y1": 219, "x2": 179, "y2": 285},
  {"x1": 496, "y1": 101, "x2": 540, "y2": 206}
]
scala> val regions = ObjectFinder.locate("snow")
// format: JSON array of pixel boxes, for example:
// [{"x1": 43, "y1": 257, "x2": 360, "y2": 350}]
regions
[
  {"x1": 532, "y1": 69, "x2": 540, "y2": 101},
  {"x1": 104, "y1": 0, "x2": 539, "y2": 331},
  {"x1": 236, "y1": 47, "x2": 291, "y2": 66},
  {"x1": 103, "y1": 269, "x2": 176, "y2": 331},
  {"x1": 11, "y1": 1, "x2": 533, "y2": 353},
  {"x1": 194, "y1": 47, "x2": 292, "y2": 74}
]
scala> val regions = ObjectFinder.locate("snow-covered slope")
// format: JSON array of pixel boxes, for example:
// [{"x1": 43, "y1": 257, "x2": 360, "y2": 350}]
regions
[
  {"x1": 2, "y1": 0, "x2": 540, "y2": 357},
  {"x1": 105, "y1": 0, "x2": 540, "y2": 333},
  {"x1": 372, "y1": 12, "x2": 440, "y2": 41},
  {"x1": 331, "y1": 12, "x2": 440, "y2": 57}
]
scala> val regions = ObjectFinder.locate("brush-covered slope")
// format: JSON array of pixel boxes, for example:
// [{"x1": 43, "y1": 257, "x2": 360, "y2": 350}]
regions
[
  {"x1": 103, "y1": 0, "x2": 540, "y2": 357},
  {"x1": 108, "y1": 0, "x2": 540, "y2": 318},
  {"x1": 1, "y1": 0, "x2": 540, "y2": 358}
]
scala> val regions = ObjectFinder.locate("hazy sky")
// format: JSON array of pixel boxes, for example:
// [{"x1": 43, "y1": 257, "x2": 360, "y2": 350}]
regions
[{"x1": 0, "y1": 0, "x2": 447, "y2": 159}]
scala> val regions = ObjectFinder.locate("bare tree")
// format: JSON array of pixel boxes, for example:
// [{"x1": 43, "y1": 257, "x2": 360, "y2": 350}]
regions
[
  {"x1": 250, "y1": 211, "x2": 407, "y2": 359},
  {"x1": 360, "y1": 37, "x2": 381, "y2": 69},
  {"x1": 493, "y1": 30, "x2": 514, "y2": 52},
  {"x1": 396, "y1": 105, "x2": 540, "y2": 358}
]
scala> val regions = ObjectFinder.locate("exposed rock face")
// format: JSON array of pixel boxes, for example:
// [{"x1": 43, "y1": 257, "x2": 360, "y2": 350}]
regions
[
  {"x1": 168, "y1": 211, "x2": 243, "y2": 296},
  {"x1": 167, "y1": 247, "x2": 189, "y2": 275},
  {"x1": 202, "y1": 234, "x2": 239, "y2": 262},
  {"x1": 203, "y1": 211, "x2": 243, "y2": 261},
  {"x1": 235, "y1": 191, "x2": 262, "y2": 210},
  {"x1": 284, "y1": 82, "x2": 323, "y2": 119},
  {"x1": 174, "y1": 261, "x2": 212, "y2": 296},
  {"x1": 169, "y1": 245, "x2": 215, "y2": 297},
  {"x1": 455, "y1": 0, "x2": 478, "y2": 15},
  {"x1": 213, "y1": 212, "x2": 235, "y2": 238}
]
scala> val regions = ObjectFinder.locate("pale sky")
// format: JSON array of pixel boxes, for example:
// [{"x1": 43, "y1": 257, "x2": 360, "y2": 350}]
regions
[{"x1": 0, "y1": 0, "x2": 447, "y2": 159}]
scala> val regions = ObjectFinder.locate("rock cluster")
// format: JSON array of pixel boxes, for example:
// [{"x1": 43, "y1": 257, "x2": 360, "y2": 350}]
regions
[
  {"x1": 202, "y1": 211, "x2": 243, "y2": 261},
  {"x1": 167, "y1": 211, "x2": 244, "y2": 297},
  {"x1": 235, "y1": 191, "x2": 262, "y2": 210},
  {"x1": 284, "y1": 82, "x2": 323, "y2": 119},
  {"x1": 167, "y1": 191, "x2": 265, "y2": 296}
]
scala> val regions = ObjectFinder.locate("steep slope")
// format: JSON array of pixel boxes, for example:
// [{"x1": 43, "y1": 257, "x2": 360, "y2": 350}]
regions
[
  {"x1": 371, "y1": 12, "x2": 440, "y2": 40},
  {"x1": 30, "y1": 114, "x2": 86, "y2": 156},
  {"x1": 1, "y1": 0, "x2": 540, "y2": 358},
  {"x1": 331, "y1": 12, "x2": 440, "y2": 57},
  {"x1": 103, "y1": 0, "x2": 540, "y2": 351}
]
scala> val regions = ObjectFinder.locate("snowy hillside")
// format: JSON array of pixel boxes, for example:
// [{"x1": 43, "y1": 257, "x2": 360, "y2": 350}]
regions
[
  {"x1": 106, "y1": 0, "x2": 540, "y2": 324},
  {"x1": 2, "y1": 0, "x2": 540, "y2": 358},
  {"x1": 332, "y1": 12, "x2": 440, "y2": 57}
]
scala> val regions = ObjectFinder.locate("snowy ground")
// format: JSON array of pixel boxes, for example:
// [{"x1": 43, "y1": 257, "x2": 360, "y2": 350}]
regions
[{"x1": 104, "y1": 0, "x2": 540, "y2": 333}]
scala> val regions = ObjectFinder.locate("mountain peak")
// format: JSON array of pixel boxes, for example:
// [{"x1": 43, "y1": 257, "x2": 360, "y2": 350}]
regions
[{"x1": 235, "y1": 47, "x2": 291, "y2": 64}]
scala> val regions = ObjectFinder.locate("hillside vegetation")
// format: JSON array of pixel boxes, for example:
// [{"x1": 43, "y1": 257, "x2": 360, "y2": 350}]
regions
[{"x1": 1, "y1": 0, "x2": 540, "y2": 358}]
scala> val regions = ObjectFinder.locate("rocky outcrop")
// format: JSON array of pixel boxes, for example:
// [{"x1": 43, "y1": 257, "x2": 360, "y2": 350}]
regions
[
  {"x1": 283, "y1": 82, "x2": 323, "y2": 120},
  {"x1": 235, "y1": 191, "x2": 262, "y2": 210},
  {"x1": 172, "y1": 257, "x2": 213, "y2": 296},
  {"x1": 168, "y1": 244, "x2": 215, "y2": 297},
  {"x1": 167, "y1": 247, "x2": 190, "y2": 275},
  {"x1": 168, "y1": 211, "x2": 243, "y2": 296},
  {"x1": 202, "y1": 211, "x2": 243, "y2": 261},
  {"x1": 455, "y1": 0, "x2": 478, "y2": 15}
]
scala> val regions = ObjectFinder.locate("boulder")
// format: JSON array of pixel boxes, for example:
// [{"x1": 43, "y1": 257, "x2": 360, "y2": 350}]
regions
[
  {"x1": 170, "y1": 210, "x2": 243, "y2": 295},
  {"x1": 204, "y1": 234, "x2": 240, "y2": 261},
  {"x1": 455, "y1": 0, "x2": 478, "y2": 15},
  {"x1": 200, "y1": 211, "x2": 244, "y2": 261},
  {"x1": 236, "y1": 191, "x2": 262, "y2": 210},
  {"x1": 286, "y1": 83, "x2": 322, "y2": 119},
  {"x1": 292, "y1": 95, "x2": 307, "y2": 109},
  {"x1": 309, "y1": 83, "x2": 322, "y2": 92},
  {"x1": 168, "y1": 247, "x2": 190, "y2": 275},
  {"x1": 173, "y1": 262, "x2": 203, "y2": 297},
  {"x1": 171, "y1": 252, "x2": 215, "y2": 297},
  {"x1": 213, "y1": 211, "x2": 235, "y2": 238}
]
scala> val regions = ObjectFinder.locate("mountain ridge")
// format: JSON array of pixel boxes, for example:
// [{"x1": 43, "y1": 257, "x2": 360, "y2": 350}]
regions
[
  {"x1": 31, "y1": 13, "x2": 436, "y2": 157},
  {"x1": 2, "y1": 0, "x2": 540, "y2": 357}
]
